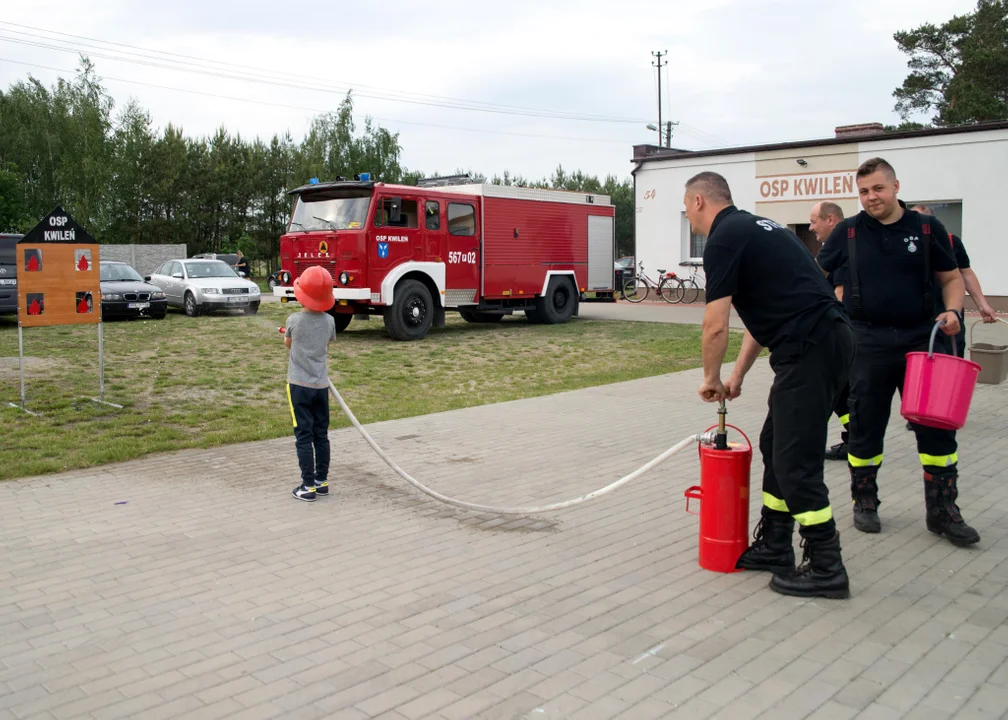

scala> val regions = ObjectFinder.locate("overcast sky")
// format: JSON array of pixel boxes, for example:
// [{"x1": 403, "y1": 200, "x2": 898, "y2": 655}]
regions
[{"x1": 0, "y1": 0, "x2": 977, "y2": 182}]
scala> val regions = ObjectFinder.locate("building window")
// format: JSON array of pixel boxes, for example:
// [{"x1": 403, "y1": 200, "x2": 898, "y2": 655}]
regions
[
  {"x1": 905, "y1": 200, "x2": 963, "y2": 238},
  {"x1": 681, "y1": 212, "x2": 707, "y2": 260}
]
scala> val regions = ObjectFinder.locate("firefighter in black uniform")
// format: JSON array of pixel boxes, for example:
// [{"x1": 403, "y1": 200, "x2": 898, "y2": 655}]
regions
[
  {"x1": 912, "y1": 204, "x2": 998, "y2": 358},
  {"x1": 689, "y1": 171, "x2": 855, "y2": 599},
  {"x1": 810, "y1": 201, "x2": 851, "y2": 461},
  {"x1": 818, "y1": 157, "x2": 979, "y2": 546}
]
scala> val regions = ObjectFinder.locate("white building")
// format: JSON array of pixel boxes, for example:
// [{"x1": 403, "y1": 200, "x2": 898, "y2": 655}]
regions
[{"x1": 631, "y1": 121, "x2": 1008, "y2": 307}]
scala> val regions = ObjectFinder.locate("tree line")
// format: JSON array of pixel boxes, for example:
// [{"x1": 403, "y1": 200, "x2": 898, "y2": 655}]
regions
[{"x1": 0, "y1": 58, "x2": 636, "y2": 273}]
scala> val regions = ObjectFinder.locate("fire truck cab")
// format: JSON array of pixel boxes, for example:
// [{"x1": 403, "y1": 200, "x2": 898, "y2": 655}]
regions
[{"x1": 273, "y1": 174, "x2": 616, "y2": 341}]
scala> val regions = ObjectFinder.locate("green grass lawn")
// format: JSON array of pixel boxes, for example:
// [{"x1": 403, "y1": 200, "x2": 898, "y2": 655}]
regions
[{"x1": 0, "y1": 304, "x2": 742, "y2": 480}]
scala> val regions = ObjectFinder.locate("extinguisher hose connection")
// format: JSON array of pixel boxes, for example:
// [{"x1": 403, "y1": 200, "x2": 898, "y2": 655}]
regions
[
  {"x1": 326, "y1": 378, "x2": 706, "y2": 516},
  {"x1": 715, "y1": 400, "x2": 728, "y2": 450}
]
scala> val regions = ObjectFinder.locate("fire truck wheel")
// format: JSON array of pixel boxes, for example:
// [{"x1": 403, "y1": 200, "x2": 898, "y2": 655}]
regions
[
  {"x1": 328, "y1": 311, "x2": 352, "y2": 332},
  {"x1": 538, "y1": 276, "x2": 576, "y2": 324},
  {"x1": 384, "y1": 279, "x2": 434, "y2": 341}
]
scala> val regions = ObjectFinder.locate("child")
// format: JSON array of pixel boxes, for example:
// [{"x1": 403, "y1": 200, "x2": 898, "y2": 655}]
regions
[{"x1": 284, "y1": 266, "x2": 338, "y2": 501}]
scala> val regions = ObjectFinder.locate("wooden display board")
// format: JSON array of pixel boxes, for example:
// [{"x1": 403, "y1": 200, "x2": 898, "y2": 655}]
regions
[
  {"x1": 17, "y1": 206, "x2": 101, "y2": 327},
  {"x1": 10, "y1": 206, "x2": 119, "y2": 413}
]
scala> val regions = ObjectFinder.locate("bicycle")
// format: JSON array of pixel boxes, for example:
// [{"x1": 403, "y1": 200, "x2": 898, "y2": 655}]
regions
[
  {"x1": 621, "y1": 261, "x2": 682, "y2": 304},
  {"x1": 677, "y1": 261, "x2": 705, "y2": 304}
]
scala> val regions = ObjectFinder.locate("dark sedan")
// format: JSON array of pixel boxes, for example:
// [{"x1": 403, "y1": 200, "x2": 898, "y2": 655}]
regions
[{"x1": 100, "y1": 261, "x2": 168, "y2": 319}]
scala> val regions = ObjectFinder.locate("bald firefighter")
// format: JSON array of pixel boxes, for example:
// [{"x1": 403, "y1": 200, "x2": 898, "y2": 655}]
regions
[
  {"x1": 810, "y1": 201, "x2": 851, "y2": 461},
  {"x1": 690, "y1": 171, "x2": 854, "y2": 599}
]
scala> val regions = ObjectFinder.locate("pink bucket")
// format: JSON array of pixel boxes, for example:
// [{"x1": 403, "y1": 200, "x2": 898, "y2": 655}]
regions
[{"x1": 901, "y1": 321, "x2": 981, "y2": 430}]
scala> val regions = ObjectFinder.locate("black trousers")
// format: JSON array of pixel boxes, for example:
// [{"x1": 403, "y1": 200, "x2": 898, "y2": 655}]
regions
[
  {"x1": 760, "y1": 316, "x2": 855, "y2": 539},
  {"x1": 847, "y1": 323, "x2": 958, "y2": 476},
  {"x1": 833, "y1": 382, "x2": 851, "y2": 442},
  {"x1": 287, "y1": 383, "x2": 331, "y2": 486}
]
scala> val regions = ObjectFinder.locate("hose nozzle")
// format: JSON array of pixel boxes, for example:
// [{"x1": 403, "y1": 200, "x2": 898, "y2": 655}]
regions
[{"x1": 715, "y1": 399, "x2": 728, "y2": 450}]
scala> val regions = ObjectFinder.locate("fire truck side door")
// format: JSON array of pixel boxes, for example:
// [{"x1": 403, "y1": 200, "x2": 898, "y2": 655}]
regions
[
  {"x1": 372, "y1": 196, "x2": 422, "y2": 271},
  {"x1": 444, "y1": 201, "x2": 480, "y2": 298}
]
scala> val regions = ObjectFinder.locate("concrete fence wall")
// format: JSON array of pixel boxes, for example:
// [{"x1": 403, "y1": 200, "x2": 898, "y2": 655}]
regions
[{"x1": 99, "y1": 244, "x2": 187, "y2": 277}]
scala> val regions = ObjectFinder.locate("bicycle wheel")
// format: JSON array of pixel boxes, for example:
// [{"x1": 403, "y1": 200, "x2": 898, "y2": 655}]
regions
[
  {"x1": 622, "y1": 277, "x2": 648, "y2": 303},
  {"x1": 658, "y1": 277, "x2": 683, "y2": 304},
  {"x1": 681, "y1": 279, "x2": 700, "y2": 304}
]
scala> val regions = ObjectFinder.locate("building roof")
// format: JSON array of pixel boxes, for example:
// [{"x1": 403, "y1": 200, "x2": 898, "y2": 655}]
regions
[{"x1": 632, "y1": 120, "x2": 1008, "y2": 167}]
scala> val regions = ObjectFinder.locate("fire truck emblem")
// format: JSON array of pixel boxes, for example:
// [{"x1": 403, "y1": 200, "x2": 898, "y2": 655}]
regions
[
  {"x1": 377, "y1": 242, "x2": 389, "y2": 259},
  {"x1": 318, "y1": 240, "x2": 329, "y2": 255}
]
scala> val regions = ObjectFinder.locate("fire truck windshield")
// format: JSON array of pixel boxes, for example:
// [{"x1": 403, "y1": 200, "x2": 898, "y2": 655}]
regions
[{"x1": 289, "y1": 191, "x2": 371, "y2": 232}]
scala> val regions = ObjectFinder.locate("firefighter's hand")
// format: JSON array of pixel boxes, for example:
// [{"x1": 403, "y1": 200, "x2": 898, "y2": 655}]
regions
[
  {"x1": 723, "y1": 374, "x2": 743, "y2": 400},
  {"x1": 698, "y1": 377, "x2": 727, "y2": 403},
  {"x1": 936, "y1": 311, "x2": 961, "y2": 336},
  {"x1": 980, "y1": 303, "x2": 997, "y2": 323}
]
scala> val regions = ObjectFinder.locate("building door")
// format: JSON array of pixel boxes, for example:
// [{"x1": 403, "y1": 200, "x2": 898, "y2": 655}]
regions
[{"x1": 789, "y1": 223, "x2": 821, "y2": 256}]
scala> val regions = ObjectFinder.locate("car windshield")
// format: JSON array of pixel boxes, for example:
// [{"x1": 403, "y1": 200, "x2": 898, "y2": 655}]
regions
[
  {"x1": 184, "y1": 261, "x2": 238, "y2": 279},
  {"x1": 289, "y1": 191, "x2": 371, "y2": 232},
  {"x1": 100, "y1": 263, "x2": 145, "y2": 282}
]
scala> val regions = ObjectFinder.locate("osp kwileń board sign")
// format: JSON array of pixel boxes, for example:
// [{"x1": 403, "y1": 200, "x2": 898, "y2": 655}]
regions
[{"x1": 17, "y1": 206, "x2": 101, "y2": 328}]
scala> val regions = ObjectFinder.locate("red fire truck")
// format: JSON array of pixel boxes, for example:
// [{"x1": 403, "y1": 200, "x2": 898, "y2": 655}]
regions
[{"x1": 272, "y1": 174, "x2": 617, "y2": 340}]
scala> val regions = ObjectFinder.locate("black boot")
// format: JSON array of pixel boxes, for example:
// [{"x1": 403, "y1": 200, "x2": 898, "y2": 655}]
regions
[
  {"x1": 736, "y1": 511, "x2": 795, "y2": 573},
  {"x1": 924, "y1": 471, "x2": 980, "y2": 547},
  {"x1": 825, "y1": 442, "x2": 847, "y2": 461},
  {"x1": 851, "y1": 470, "x2": 881, "y2": 533},
  {"x1": 769, "y1": 531, "x2": 850, "y2": 599}
]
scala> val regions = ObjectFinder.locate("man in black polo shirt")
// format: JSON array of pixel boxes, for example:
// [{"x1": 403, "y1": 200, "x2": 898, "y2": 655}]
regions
[
  {"x1": 689, "y1": 171, "x2": 854, "y2": 599},
  {"x1": 818, "y1": 158, "x2": 978, "y2": 547},
  {"x1": 912, "y1": 204, "x2": 998, "y2": 358}
]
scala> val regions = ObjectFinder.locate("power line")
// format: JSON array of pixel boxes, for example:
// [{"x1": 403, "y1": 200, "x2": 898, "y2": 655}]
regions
[
  {"x1": 0, "y1": 23, "x2": 650, "y2": 125},
  {"x1": 0, "y1": 56, "x2": 639, "y2": 146}
]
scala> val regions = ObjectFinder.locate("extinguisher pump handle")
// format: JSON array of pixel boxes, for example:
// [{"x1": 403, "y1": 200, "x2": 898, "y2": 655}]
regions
[{"x1": 715, "y1": 400, "x2": 728, "y2": 450}]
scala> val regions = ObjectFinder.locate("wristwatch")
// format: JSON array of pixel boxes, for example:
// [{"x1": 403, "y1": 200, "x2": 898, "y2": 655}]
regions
[{"x1": 950, "y1": 308, "x2": 964, "y2": 323}]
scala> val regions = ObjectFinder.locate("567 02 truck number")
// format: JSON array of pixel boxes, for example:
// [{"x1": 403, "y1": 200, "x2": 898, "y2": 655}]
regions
[{"x1": 448, "y1": 251, "x2": 477, "y2": 265}]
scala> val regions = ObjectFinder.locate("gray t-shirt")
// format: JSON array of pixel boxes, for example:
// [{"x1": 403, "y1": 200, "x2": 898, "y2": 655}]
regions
[{"x1": 286, "y1": 310, "x2": 337, "y2": 388}]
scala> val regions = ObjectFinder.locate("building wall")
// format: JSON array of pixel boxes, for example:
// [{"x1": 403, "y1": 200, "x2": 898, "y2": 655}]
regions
[
  {"x1": 99, "y1": 244, "x2": 188, "y2": 277},
  {"x1": 633, "y1": 127, "x2": 1008, "y2": 299}
]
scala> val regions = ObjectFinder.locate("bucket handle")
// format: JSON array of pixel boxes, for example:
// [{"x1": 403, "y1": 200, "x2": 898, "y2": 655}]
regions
[
  {"x1": 684, "y1": 485, "x2": 702, "y2": 516},
  {"x1": 928, "y1": 319, "x2": 956, "y2": 358},
  {"x1": 970, "y1": 317, "x2": 1008, "y2": 347}
]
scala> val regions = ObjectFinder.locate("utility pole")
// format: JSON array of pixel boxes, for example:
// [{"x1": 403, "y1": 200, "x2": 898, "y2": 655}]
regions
[
  {"x1": 665, "y1": 120, "x2": 678, "y2": 148},
  {"x1": 652, "y1": 50, "x2": 667, "y2": 147}
]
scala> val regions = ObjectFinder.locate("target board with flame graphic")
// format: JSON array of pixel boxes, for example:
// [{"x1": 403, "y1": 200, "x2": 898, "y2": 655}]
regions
[{"x1": 17, "y1": 206, "x2": 101, "y2": 327}]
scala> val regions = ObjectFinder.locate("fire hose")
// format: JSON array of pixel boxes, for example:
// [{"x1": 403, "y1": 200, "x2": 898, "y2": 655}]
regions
[
  {"x1": 328, "y1": 378, "x2": 720, "y2": 515},
  {"x1": 282, "y1": 327, "x2": 724, "y2": 515}
]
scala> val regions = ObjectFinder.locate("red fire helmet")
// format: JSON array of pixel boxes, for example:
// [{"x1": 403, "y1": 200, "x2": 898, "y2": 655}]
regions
[{"x1": 293, "y1": 266, "x2": 335, "y2": 312}]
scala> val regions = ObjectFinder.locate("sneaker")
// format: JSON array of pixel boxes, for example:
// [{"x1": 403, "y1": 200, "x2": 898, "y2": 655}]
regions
[
  {"x1": 292, "y1": 484, "x2": 317, "y2": 502},
  {"x1": 825, "y1": 442, "x2": 847, "y2": 461},
  {"x1": 314, "y1": 480, "x2": 329, "y2": 496}
]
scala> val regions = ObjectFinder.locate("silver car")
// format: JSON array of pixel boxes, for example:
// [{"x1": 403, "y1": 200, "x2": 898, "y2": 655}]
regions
[{"x1": 146, "y1": 259, "x2": 261, "y2": 317}]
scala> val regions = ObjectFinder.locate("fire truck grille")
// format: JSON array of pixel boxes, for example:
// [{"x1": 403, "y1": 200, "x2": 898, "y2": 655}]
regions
[{"x1": 444, "y1": 289, "x2": 478, "y2": 307}]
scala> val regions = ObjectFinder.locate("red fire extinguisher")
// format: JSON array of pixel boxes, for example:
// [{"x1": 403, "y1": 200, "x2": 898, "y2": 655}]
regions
[{"x1": 684, "y1": 401, "x2": 752, "y2": 573}]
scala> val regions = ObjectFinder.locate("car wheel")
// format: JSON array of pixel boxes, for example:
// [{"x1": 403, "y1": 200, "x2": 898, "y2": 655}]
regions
[
  {"x1": 267, "y1": 276, "x2": 278, "y2": 290},
  {"x1": 184, "y1": 292, "x2": 200, "y2": 317}
]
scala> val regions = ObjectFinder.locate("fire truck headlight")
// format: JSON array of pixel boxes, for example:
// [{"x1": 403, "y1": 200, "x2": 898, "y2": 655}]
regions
[{"x1": 339, "y1": 272, "x2": 349, "y2": 285}]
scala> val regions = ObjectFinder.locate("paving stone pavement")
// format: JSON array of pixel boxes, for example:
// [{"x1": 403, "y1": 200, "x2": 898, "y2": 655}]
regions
[{"x1": 2, "y1": 350, "x2": 1008, "y2": 720}]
